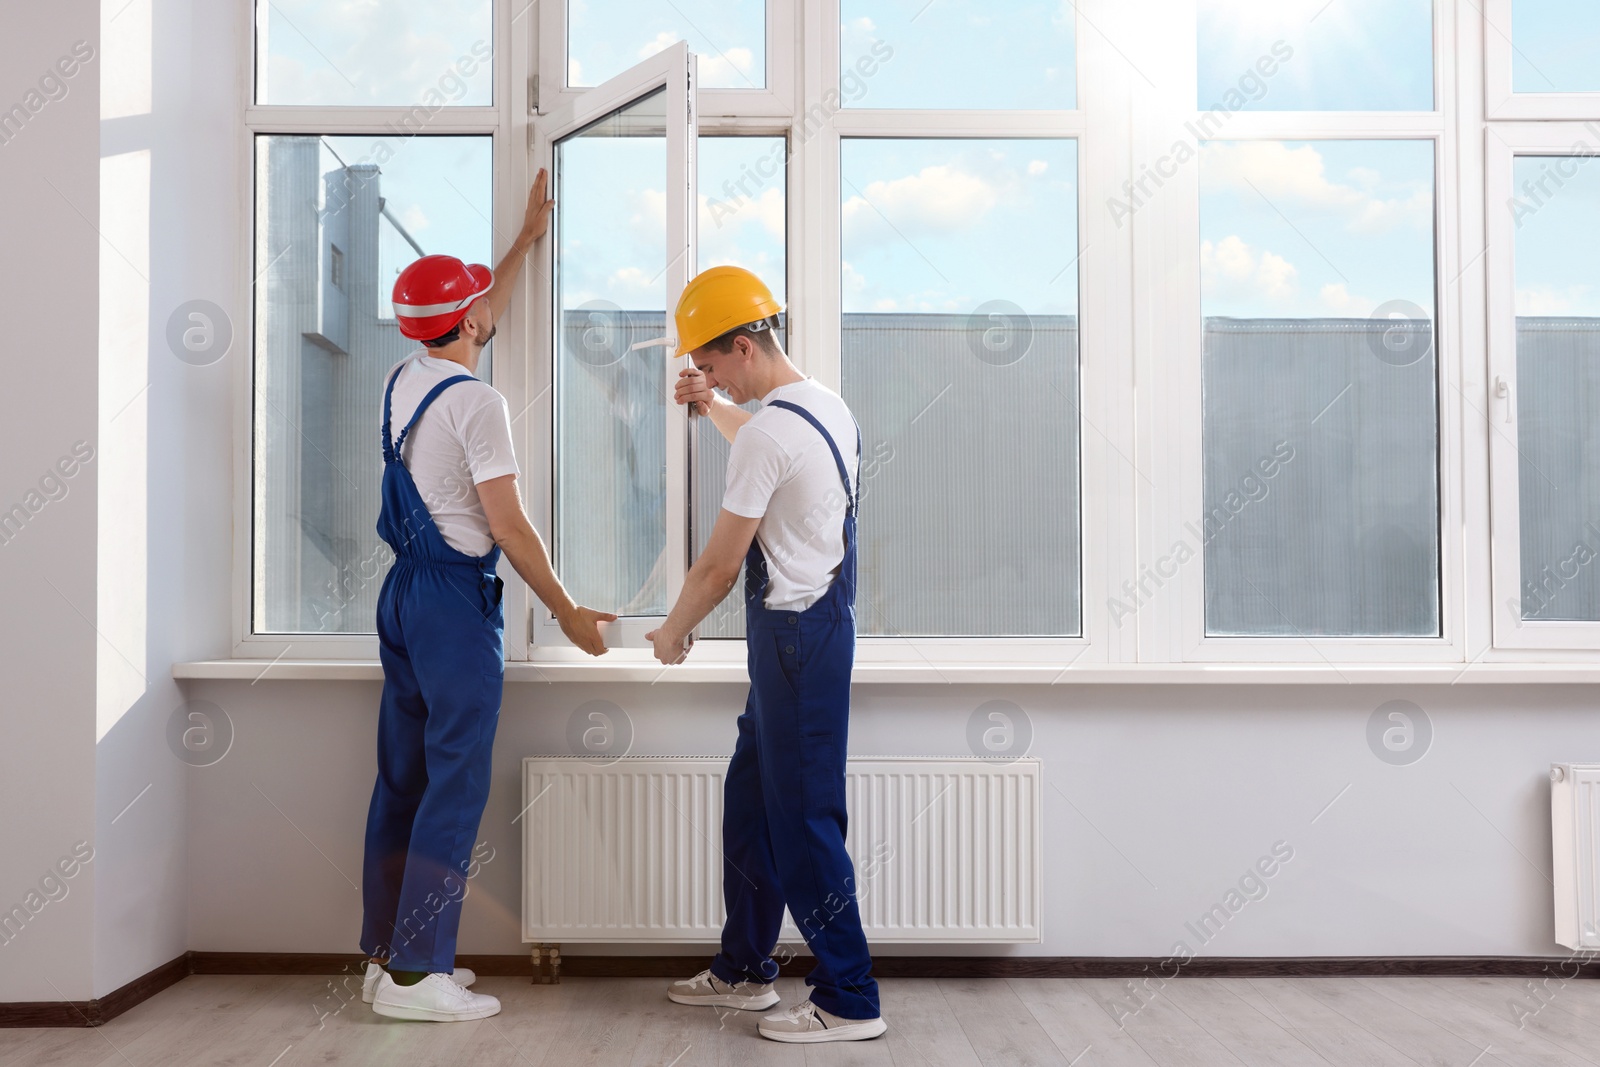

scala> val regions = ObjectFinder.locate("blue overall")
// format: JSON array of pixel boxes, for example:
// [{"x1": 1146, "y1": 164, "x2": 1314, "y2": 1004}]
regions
[
  {"x1": 359, "y1": 369, "x2": 506, "y2": 973},
  {"x1": 708, "y1": 399, "x2": 880, "y2": 1020}
]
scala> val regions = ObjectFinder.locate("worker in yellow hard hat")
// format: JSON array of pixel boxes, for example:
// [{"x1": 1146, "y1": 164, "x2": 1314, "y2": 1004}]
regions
[{"x1": 648, "y1": 266, "x2": 886, "y2": 1044}]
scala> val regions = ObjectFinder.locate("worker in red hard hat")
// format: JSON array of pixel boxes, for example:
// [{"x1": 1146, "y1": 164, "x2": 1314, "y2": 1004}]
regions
[{"x1": 360, "y1": 168, "x2": 616, "y2": 1023}]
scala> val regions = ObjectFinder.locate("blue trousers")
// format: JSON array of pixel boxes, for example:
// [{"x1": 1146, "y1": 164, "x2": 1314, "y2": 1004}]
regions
[
  {"x1": 709, "y1": 595, "x2": 880, "y2": 1019},
  {"x1": 360, "y1": 558, "x2": 504, "y2": 972}
]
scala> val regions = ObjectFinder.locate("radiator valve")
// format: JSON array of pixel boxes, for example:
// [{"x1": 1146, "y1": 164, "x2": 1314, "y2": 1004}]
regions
[{"x1": 532, "y1": 943, "x2": 561, "y2": 984}]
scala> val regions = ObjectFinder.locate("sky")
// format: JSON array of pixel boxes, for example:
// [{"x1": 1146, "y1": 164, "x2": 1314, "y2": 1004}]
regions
[
  {"x1": 842, "y1": 139, "x2": 1078, "y2": 316},
  {"x1": 1199, "y1": 140, "x2": 1436, "y2": 320},
  {"x1": 564, "y1": 0, "x2": 1075, "y2": 108},
  {"x1": 259, "y1": 0, "x2": 494, "y2": 105},
  {"x1": 555, "y1": 122, "x2": 788, "y2": 314},
  {"x1": 1197, "y1": 0, "x2": 1433, "y2": 111},
  {"x1": 1511, "y1": 1, "x2": 1600, "y2": 93},
  {"x1": 1514, "y1": 156, "x2": 1600, "y2": 316},
  {"x1": 310, "y1": 136, "x2": 493, "y2": 318},
  {"x1": 838, "y1": 1, "x2": 1074, "y2": 110},
  {"x1": 568, "y1": 0, "x2": 766, "y2": 89},
  {"x1": 259, "y1": 2, "x2": 1505, "y2": 335}
]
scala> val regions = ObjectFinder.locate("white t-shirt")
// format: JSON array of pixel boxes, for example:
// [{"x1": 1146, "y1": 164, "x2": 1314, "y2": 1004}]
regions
[
  {"x1": 721, "y1": 378, "x2": 860, "y2": 612},
  {"x1": 382, "y1": 352, "x2": 520, "y2": 558}
]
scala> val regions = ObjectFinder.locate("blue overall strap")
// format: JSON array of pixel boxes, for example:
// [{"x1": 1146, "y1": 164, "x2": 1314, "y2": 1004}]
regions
[
  {"x1": 767, "y1": 400, "x2": 861, "y2": 512},
  {"x1": 383, "y1": 370, "x2": 477, "y2": 464}
]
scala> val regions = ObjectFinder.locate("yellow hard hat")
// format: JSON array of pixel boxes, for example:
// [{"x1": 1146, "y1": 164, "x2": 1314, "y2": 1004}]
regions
[{"x1": 673, "y1": 266, "x2": 783, "y2": 357}]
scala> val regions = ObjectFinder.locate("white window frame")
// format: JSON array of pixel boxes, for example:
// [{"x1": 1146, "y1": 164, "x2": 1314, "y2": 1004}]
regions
[
  {"x1": 525, "y1": 0, "x2": 1119, "y2": 672},
  {"x1": 214, "y1": 0, "x2": 1600, "y2": 679},
  {"x1": 1485, "y1": 123, "x2": 1600, "y2": 649},
  {"x1": 233, "y1": 0, "x2": 530, "y2": 660},
  {"x1": 820, "y1": 0, "x2": 1109, "y2": 669},
  {"x1": 540, "y1": 0, "x2": 794, "y2": 118},
  {"x1": 1139, "y1": 0, "x2": 1471, "y2": 665},
  {"x1": 526, "y1": 42, "x2": 699, "y2": 656},
  {"x1": 1484, "y1": 0, "x2": 1600, "y2": 120}
]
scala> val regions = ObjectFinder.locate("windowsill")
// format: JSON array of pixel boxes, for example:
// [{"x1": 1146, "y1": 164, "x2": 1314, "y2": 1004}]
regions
[{"x1": 172, "y1": 659, "x2": 1600, "y2": 684}]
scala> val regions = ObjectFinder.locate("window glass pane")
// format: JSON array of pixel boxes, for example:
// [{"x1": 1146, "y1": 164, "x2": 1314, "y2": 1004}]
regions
[
  {"x1": 1196, "y1": 0, "x2": 1432, "y2": 111},
  {"x1": 1512, "y1": 1, "x2": 1600, "y2": 93},
  {"x1": 253, "y1": 135, "x2": 492, "y2": 633},
  {"x1": 255, "y1": 0, "x2": 492, "y2": 106},
  {"x1": 840, "y1": 139, "x2": 1080, "y2": 637},
  {"x1": 568, "y1": 0, "x2": 765, "y2": 90},
  {"x1": 1512, "y1": 155, "x2": 1600, "y2": 620},
  {"x1": 1199, "y1": 139, "x2": 1438, "y2": 637},
  {"x1": 555, "y1": 89, "x2": 671, "y2": 618},
  {"x1": 693, "y1": 136, "x2": 788, "y2": 640},
  {"x1": 841, "y1": 2, "x2": 1074, "y2": 109}
]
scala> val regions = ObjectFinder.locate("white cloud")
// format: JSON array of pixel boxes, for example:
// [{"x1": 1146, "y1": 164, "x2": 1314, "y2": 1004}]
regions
[
  {"x1": 1202, "y1": 141, "x2": 1431, "y2": 233},
  {"x1": 1027, "y1": 160, "x2": 1049, "y2": 176},
  {"x1": 635, "y1": 187, "x2": 667, "y2": 228},
  {"x1": 1256, "y1": 252, "x2": 1296, "y2": 300},
  {"x1": 637, "y1": 31, "x2": 679, "y2": 60},
  {"x1": 263, "y1": 0, "x2": 492, "y2": 106},
  {"x1": 569, "y1": 57, "x2": 584, "y2": 85},
  {"x1": 606, "y1": 266, "x2": 657, "y2": 299},
  {"x1": 841, "y1": 165, "x2": 997, "y2": 246},
  {"x1": 1201, "y1": 235, "x2": 1298, "y2": 304},
  {"x1": 400, "y1": 205, "x2": 430, "y2": 233},
  {"x1": 842, "y1": 260, "x2": 867, "y2": 295},
  {"x1": 848, "y1": 16, "x2": 875, "y2": 33},
  {"x1": 1517, "y1": 284, "x2": 1598, "y2": 315},
  {"x1": 700, "y1": 186, "x2": 783, "y2": 240},
  {"x1": 1348, "y1": 166, "x2": 1381, "y2": 190},
  {"x1": 1320, "y1": 282, "x2": 1377, "y2": 315},
  {"x1": 699, "y1": 47, "x2": 757, "y2": 87}
]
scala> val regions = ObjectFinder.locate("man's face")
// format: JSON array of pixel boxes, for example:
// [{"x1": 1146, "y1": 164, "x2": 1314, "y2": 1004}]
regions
[
  {"x1": 463, "y1": 298, "x2": 495, "y2": 348},
  {"x1": 692, "y1": 336, "x2": 752, "y2": 403}
]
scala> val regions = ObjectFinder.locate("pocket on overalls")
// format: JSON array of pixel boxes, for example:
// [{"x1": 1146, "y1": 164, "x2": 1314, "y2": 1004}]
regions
[
  {"x1": 479, "y1": 574, "x2": 505, "y2": 619},
  {"x1": 798, "y1": 730, "x2": 843, "y2": 812},
  {"x1": 770, "y1": 629, "x2": 802, "y2": 698}
]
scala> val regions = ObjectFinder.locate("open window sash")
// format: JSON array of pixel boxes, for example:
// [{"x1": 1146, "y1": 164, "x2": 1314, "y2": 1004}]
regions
[
  {"x1": 1486, "y1": 125, "x2": 1600, "y2": 650},
  {"x1": 530, "y1": 42, "x2": 698, "y2": 653}
]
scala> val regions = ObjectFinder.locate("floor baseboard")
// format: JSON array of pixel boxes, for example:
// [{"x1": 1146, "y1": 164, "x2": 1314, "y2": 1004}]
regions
[
  {"x1": 0, "y1": 954, "x2": 188, "y2": 1028},
  {"x1": 6, "y1": 951, "x2": 1593, "y2": 1027}
]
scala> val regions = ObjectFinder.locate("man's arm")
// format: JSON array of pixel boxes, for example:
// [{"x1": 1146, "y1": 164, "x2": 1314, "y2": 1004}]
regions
[
  {"x1": 478, "y1": 473, "x2": 615, "y2": 655},
  {"x1": 484, "y1": 168, "x2": 554, "y2": 327},
  {"x1": 674, "y1": 367, "x2": 753, "y2": 444},
  {"x1": 647, "y1": 508, "x2": 761, "y2": 665}
]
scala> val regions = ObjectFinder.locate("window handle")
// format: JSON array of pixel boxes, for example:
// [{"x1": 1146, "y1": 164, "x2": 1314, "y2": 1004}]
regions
[{"x1": 1494, "y1": 375, "x2": 1512, "y2": 424}]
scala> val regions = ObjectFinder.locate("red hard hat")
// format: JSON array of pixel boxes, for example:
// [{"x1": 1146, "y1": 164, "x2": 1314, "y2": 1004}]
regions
[{"x1": 392, "y1": 254, "x2": 495, "y2": 341}]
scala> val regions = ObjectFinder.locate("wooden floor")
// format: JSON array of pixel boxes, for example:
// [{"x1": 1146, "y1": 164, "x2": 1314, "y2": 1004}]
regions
[{"x1": 5, "y1": 973, "x2": 1600, "y2": 1066}]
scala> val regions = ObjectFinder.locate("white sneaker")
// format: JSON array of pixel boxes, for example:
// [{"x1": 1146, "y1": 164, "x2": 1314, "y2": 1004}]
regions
[
  {"x1": 370, "y1": 972, "x2": 500, "y2": 1022},
  {"x1": 362, "y1": 961, "x2": 477, "y2": 1004},
  {"x1": 667, "y1": 968, "x2": 780, "y2": 1010},
  {"x1": 758, "y1": 999, "x2": 887, "y2": 1043}
]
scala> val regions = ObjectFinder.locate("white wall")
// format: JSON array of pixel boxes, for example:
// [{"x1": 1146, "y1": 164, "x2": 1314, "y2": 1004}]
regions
[
  {"x1": 5, "y1": 0, "x2": 1594, "y2": 1011},
  {"x1": 91, "y1": 0, "x2": 240, "y2": 998},
  {"x1": 0, "y1": 0, "x2": 103, "y2": 1005},
  {"x1": 0, "y1": 0, "x2": 243, "y2": 1003},
  {"x1": 186, "y1": 677, "x2": 1594, "y2": 960}
]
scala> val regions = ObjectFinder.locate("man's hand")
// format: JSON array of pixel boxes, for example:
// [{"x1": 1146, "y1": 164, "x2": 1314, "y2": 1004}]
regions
[
  {"x1": 486, "y1": 168, "x2": 555, "y2": 325},
  {"x1": 674, "y1": 366, "x2": 716, "y2": 416},
  {"x1": 521, "y1": 167, "x2": 555, "y2": 244},
  {"x1": 645, "y1": 626, "x2": 693, "y2": 666},
  {"x1": 559, "y1": 604, "x2": 616, "y2": 656}
]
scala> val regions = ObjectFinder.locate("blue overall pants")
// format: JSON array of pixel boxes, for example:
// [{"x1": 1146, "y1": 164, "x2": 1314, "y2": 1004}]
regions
[
  {"x1": 359, "y1": 371, "x2": 506, "y2": 973},
  {"x1": 708, "y1": 400, "x2": 880, "y2": 1020}
]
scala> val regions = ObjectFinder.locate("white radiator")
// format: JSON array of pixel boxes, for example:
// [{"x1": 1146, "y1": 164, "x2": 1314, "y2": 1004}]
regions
[
  {"x1": 520, "y1": 756, "x2": 1042, "y2": 944},
  {"x1": 1552, "y1": 763, "x2": 1600, "y2": 949}
]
